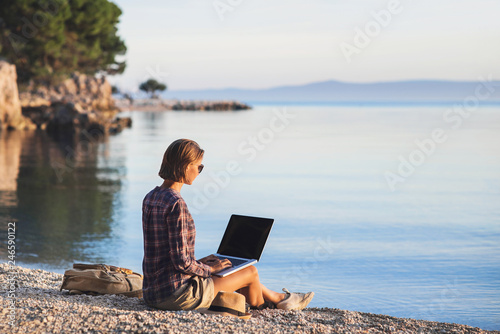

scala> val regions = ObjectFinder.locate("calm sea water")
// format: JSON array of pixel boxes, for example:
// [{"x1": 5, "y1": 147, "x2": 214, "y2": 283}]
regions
[{"x1": 1, "y1": 104, "x2": 499, "y2": 329}]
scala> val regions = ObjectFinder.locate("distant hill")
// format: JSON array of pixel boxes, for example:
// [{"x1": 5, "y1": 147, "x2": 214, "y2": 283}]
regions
[{"x1": 161, "y1": 80, "x2": 500, "y2": 103}]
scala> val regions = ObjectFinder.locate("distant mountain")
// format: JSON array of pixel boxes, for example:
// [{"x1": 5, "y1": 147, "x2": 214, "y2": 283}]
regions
[{"x1": 161, "y1": 79, "x2": 500, "y2": 103}]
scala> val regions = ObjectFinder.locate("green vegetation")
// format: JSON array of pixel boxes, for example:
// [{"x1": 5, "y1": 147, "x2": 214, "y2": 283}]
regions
[
  {"x1": 139, "y1": 79, "x2": 167, "y2": 98},
  {"x1": 0, "y1": 0, "x2": 126, "y2": 85}
]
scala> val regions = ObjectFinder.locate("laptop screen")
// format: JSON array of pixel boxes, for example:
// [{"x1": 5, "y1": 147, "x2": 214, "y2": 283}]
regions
[{"x1": 217, "y1": 214, "x2": 274, "y2": 261}]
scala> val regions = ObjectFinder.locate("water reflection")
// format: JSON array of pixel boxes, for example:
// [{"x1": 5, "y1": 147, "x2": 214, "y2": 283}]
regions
[{"x1": 0, "y1": 130, "x2": 124, "y2": 268}]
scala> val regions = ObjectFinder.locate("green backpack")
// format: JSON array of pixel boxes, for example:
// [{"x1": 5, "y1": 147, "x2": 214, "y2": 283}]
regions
[{"x1": 60, "y1": 263, "x2": 143, "y2": 298}]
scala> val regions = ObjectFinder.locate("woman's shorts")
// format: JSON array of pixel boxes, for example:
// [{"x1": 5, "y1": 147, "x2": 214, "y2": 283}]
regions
[{"x1": 151, "y1": 276, "x2": 214, "y2": 311}]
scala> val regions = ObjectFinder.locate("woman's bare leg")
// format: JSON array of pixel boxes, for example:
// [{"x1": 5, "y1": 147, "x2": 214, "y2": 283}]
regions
[
  {"x1": 240, "y1": 283, "x2": 285, "y2": 304},
  {"x1": 212, "y1": 266, "x2": 264, "y2": 306},
  {"x1": 260, "y1": 283, "x2": 285, "y2": 304},
  {"x1": 212, "y1": 266, "x2": 285, "y2": 307},
  {"x1": 236, "y1": 286, "x2": 249, "y2": 297}
]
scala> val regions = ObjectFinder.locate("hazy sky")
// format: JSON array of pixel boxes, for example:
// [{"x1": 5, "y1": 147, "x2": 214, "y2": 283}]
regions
[{"x1": 109, "y1": 0, "x2": 500, "y2": 91}]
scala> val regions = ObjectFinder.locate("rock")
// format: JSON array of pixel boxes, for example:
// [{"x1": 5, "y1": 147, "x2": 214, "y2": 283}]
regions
[
  {"x1": 6, "y1": 114, "x2": 37, "y2": 130},
  {"x1": 0, "y1": 61, "x2": 21, "y2": 127},
  {"x1": 0, "y1": 61, "x2": 36, "y2": 130},
  {"x1": 109, "y1": 117, "x2": 132, "y2": 134},
  {"x1": 18, "y1": 72, "x2": 126, "y2": 135},
  {"x1": 59, "y1": 77, "x2": 78, "y2": 95},
  {"x1": 45, "y1": 102, "x2": 81, "y2": 131}
]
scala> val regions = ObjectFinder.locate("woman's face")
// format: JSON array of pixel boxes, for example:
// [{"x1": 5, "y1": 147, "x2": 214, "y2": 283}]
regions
[{"x1": 183, "y1": 157, "x2": 203, "y2": 185}]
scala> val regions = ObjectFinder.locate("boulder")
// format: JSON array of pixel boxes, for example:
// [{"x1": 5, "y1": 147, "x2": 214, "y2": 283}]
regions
[
  {"x1": 109, "y1": 117, "x2": 132, "y2": 134},
  {"x1": 0, "y1": 61, "x2": 36, "y2": 130},
  {"x1": 19, "y1": 72, "x2": 123, "y2": 134}
]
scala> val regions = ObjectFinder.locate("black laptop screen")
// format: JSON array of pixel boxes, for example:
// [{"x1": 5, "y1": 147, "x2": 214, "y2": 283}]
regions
[{"x1": 217, "y1": 214, "x2": 274, "y2": 260}]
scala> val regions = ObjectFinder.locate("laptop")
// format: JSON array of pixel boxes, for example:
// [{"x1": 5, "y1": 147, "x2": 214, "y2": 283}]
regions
[{"x1": 210, "y1": 214, "x2": 274, "y2": 277}]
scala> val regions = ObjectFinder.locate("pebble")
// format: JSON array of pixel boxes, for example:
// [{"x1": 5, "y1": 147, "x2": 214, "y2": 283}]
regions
[{"x1": 0, "y1": 264, "x2": 497, "y2": 334}]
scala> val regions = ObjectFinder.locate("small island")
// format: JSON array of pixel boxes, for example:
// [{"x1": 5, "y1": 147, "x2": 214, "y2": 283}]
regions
[
  {"x1": 117, "y1": 78, "x2": 252, "y2": 111},
  {"x1": 115, "y1": 97, "x2": 252, "y2": 112}
]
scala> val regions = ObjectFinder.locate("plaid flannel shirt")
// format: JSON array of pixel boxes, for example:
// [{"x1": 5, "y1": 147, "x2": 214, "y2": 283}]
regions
[{"x1": 142, "y1": 187, "x2": 211, "y2": 305}]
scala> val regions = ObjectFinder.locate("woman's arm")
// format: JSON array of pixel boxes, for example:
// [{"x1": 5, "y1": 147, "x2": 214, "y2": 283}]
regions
[{"x1": 166, "y1": 200, "x2": 211, "y2": 277}]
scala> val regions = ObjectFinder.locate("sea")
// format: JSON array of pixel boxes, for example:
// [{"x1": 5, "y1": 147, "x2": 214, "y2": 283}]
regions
[{"x1": 1, "y1": 103, "x2": 499, "y2": 330}]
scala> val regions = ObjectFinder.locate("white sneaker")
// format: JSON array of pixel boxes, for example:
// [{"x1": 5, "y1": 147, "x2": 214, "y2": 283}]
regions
[{"x1": 276, "y1": 288, "x2": 314, "y2": 311}]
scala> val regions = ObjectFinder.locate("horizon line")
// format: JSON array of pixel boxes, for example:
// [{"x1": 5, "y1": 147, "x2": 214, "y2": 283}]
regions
[{"x1": 159, "y1": 78, "x2": 500, "y2": 92}]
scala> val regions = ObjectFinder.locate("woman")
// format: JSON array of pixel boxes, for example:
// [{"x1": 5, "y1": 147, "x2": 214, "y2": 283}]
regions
[{"x1": 142, "y1": 139, "x2": 314, "y2": 311}]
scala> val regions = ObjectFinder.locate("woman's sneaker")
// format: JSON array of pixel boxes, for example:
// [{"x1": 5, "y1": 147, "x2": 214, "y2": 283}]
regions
[
  {"x1": 276, "y1": 288, "x2": 314, "y2": 311},
  {"x1": 250, "y1": 300, "x2": 276, "y2": 310}
]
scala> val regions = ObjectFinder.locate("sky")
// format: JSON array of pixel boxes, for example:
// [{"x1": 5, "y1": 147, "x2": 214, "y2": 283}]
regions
[{"x1": 108, "y1": 0, "x2": 500, "y2": 92}]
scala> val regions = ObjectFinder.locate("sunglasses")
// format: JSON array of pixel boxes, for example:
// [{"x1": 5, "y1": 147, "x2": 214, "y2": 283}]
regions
[{"x1": 197, "y1": 164, "x2": 204, "y2": 173}]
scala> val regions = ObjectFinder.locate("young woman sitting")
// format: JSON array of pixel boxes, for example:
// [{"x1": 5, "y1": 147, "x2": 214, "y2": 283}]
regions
[{"x1": 142, "y1": 139, "x2": 314, "y2": 311}]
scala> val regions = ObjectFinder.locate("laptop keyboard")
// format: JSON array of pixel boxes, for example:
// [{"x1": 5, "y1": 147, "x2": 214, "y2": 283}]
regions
[{"x1": 217, "y1": 256, "x2": 247, "y2": 267}]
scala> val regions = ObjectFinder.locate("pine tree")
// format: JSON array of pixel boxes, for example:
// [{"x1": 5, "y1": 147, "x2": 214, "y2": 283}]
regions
[
  {"x1": 0, "y1": 0, "x2": 126, "y2": 85},
  {"x1": 139, "y1": 79, "x2": 167, "y2": 99}
]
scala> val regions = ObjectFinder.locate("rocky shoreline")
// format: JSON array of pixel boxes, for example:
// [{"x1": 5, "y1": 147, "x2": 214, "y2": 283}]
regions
[
  {"x1": 1, "y1": 264, "x2": 497, "y2": 334},
  {"x1": 1, "y1": 60, "x2": 250, "y2": 135},
  {"x1": 19, "y1": 72, "x2": 131, "y2": 135},
  {"x1": 115, "y1": 98, "x2": 252, "y2": 112},
  {"x1": 0, "y1": 61, "x2": 131, "y2": 134}
]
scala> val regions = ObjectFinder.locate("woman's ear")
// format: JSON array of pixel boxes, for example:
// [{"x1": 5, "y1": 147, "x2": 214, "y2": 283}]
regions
[{"x1": 180, "y1": 165, "x2": 190, "y2": 184}]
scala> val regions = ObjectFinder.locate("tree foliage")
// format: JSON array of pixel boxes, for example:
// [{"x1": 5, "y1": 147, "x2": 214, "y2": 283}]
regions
[
  {"x1": 139, "y1": 79, "x2": 167, "y2": 98},
  {"x1": 0, "y1": 0, "x2": 126, "y2": 85}
]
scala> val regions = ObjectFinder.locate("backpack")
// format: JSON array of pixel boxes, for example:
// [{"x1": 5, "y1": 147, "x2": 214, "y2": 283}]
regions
[{"x1": 60, "y1": 263, "x2": 143, "y2": 298}]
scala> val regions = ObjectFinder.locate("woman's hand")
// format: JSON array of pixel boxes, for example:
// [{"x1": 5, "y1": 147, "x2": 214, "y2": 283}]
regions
[{"x1": 198, "y1": 254, "x2": 232, "y2": 274}]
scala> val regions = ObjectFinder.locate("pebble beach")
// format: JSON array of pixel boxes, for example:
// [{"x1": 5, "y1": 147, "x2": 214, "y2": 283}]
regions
[{"x1": 1, "y1": 264, "x2": 498, "y2": 334}]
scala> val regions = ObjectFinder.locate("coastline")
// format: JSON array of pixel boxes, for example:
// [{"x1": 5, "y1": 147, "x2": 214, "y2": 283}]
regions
[{"x1": 1, "y1": 264, "x2": 497, "y2": 334}]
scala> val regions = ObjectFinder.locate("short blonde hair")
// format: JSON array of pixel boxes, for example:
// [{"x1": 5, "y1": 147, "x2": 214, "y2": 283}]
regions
[{"x1": 158, "y1": 139, "x2": 204, "y2": 182}]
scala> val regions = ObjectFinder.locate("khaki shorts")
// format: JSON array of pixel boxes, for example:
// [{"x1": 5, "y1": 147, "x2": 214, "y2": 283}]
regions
[{"x1": 151, "y1": 276, "x2": 214, "y2": 311}]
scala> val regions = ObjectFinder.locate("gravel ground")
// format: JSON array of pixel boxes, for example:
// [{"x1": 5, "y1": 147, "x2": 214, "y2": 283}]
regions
[{"x1": 1, "y1": 264, "x2": 498, "y2": 334}]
